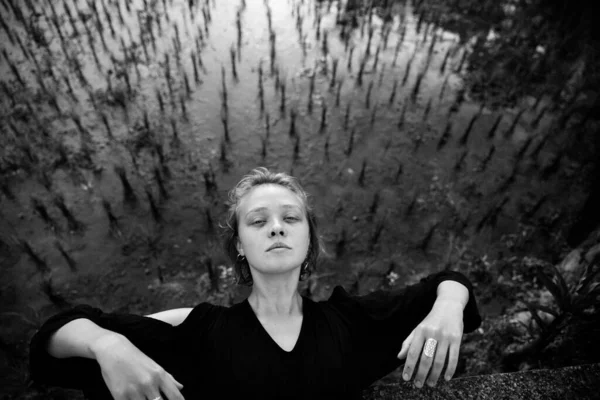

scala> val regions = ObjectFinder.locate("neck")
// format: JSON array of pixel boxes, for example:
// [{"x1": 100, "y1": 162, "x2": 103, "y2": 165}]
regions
[{"x1": 248, "y1": 284, "x2": 303, "y2": 319}]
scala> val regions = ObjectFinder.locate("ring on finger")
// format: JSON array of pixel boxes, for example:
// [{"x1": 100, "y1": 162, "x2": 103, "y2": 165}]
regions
[{"x1": 423, "y1": 338, "x2": 438, "y2": 358}]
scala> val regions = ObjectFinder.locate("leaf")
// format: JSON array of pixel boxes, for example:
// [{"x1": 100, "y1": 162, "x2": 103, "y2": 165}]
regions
[
  {"x1": 532, "y1": 304, "x2": 559, "y2": 318},
  {"x1": 551, "y1": 264, "x2": 571, "y2": 304},
  {"x1": 576, "y1": 263, "x2": 600, "y2": 295},
  {"x1": 536, "y1": 267, "x2": 566, "y2": 311},
  {"x1": 572, "y1": 282, "x2": 600, "y2": 311},
  {"x1": 524, "y1": 302, "x2": 547, "y2": 334}
]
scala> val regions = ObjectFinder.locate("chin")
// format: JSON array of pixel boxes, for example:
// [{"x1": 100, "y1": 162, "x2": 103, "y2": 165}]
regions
[{"x1": 258, "y1": 261, "x2": 303, "y2": 274}]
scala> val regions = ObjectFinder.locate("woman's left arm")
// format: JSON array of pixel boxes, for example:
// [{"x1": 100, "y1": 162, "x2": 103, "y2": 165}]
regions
[{"x1": 397, "y1": 280, "x2": 470, "y2": 388}]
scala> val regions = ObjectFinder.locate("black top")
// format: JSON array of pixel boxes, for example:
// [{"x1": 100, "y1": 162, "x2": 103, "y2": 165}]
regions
[{"x1": 29, "y1": 270, "x2": 481, "y2": 400}]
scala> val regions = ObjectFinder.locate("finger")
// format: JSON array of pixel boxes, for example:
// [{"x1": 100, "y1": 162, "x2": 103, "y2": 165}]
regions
[
  {"x1": 141, "y1": 388, "x2": 162, "y2": 400},
  {"x1": 426, "y1": 338, "x2": 449, "y2": 387},
  {"x1": 444, "y1": 340, "x2": 461, "y2": 381},
  {"x1": 402, "y1": 328, "x2": 424, "y2": 382},
  {"x1": 414, "y1": 337, "x2": 436, "y2": 388},
  {"x1": 160, "y1": 378, "x2": 185, "y2": 400},
  {"x1": 397, "y1": 330, "x2": 414, "y2": 360}
]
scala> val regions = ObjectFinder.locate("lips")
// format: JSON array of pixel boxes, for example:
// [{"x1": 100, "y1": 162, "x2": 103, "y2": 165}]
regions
[{"x1": 267, "y1": 242, "x2": 291, "y2": 251}]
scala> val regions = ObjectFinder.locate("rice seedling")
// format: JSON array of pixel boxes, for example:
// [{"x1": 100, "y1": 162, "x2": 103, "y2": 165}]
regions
[
  {"x1": 347, "y1": 46, "x2": 354, "y2": 72},
  {"x1": 487, "y1": 114, "x2": 503, "y2": 139},
  {"x1": 230, "y1": 45, "x2": 238, "y2": 81},
  {"x1": 378, "y1": 63, "x2": 386, "y2": 87},
  {"x1": 20, "y1": 238, "x2": 48, "y2": 273},
  {"x1": 335, "y1": 79, "x2": 343, "y2": 107},
  {"x1": 53, "y1": 194, "x2": 85, "y2": 233},
  {"x1": 205, "y1": 208, "x2": 215, "y2": 233},
  {"x1": 370, "y1": 104, "x2": 377, "y2": 128},
  {"x1": 503, "y1": 108, "x2": 525, "y2": 139},
  {"x1": 293, "y1": 135, "x2": 300, "y2": 162},
  {"x1": 418, "y1": 222, "x2": 439, "y2": 252},
  {"x1": 358, "y1": 159, "x2": 367, "y2": 186},
  {"x1": 458, "y1": 113, "x2": 479, "y2": 146},
  {"x1": 397, "y1": 102, "x2": 407, "y2": 129},
  {"x1": 453, "y1": 149, "x2": 468, "y2": 172},
  {"x1": 401, "y1": 58, "x2": 412, "y2": 87},
  {"x1": 345, "y1": 127, "x2": 355, "y2": 156},
  {"x1": 145, "y1": 187, "x2": 163, "y2": 224},
  {"x1": 369, "y1": 191, "x2": 380, "y2": 216},
  {"x1": 372, "y1": 45, "x2": 381, "y2": 73},
  {"x1": 439, "y1": 75, "x2": 448, "y2": 100},
  {"x1": 114, "y1": 165, "x2": 137, "y2": 206},
  {"x1": 54, "y1": 241, "x2": 77, "y2": 272},
  {"x1": 344, "y1": 102, "x2": 351, "y2": 131},
  {"x1": 394, "y1": 163, "x2": 404, "y2": 183},
  {"x1": 31, "y1": 197, "x2": 60, "y2": 232},
  {"x1": 436, "y1": 120, "x2": 453, "y2": 151},
  {"x1": 368, "y1": 218, "x2": 385, "y2": 253},
  {"x1": 289, "y1": 108, "x2": 297, "y2": 137},
  {"x1": 365, "y1": 81, "x2": 373, "y2": 108},
  {"x1": 411, "y1": 72, "x2": 424, "y2": 102},
  {"x1": 479, "y1": 145, "x2": 496, "y2": 172},
  {"x1": 335, "y1": 228, "x2": 346, "y2": 258},
  {"x1": 330, "y1": 58, "x2": 338, "y2": 90},
  {"x1": 320, "y1": 102, "x2": 327, "y2": 133}
]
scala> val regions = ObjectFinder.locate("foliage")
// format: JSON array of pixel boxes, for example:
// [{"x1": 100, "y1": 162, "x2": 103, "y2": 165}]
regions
[{"x1": 513, "y1": 251, "x2": 600, "y2": 362}]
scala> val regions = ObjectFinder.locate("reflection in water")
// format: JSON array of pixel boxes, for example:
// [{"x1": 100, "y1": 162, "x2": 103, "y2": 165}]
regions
[{"x1": 0, "y1": 0, "x2": 592, "y2": 313}]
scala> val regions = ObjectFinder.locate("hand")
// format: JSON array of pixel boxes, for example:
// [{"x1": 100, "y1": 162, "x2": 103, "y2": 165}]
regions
[
  {"x1": 396, "y1": 299, "x2": 464, "y2": 388},
  {"x1": 91, "y1": 334, "x2": 185, "y2": 400}
]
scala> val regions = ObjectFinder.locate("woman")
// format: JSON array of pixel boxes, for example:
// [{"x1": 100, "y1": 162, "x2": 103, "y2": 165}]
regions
[{"x1": 29, "y1": 167, "x2": 482, "y2": 400}]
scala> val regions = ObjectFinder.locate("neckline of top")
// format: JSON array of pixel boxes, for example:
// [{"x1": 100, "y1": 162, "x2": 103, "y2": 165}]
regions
[{"x1": 243, "y1": 296, "x2": 309, "y2": 354}]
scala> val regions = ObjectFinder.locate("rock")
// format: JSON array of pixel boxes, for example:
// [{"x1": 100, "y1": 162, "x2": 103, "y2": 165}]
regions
[
  {"x1": 363, "y1": 363, "x2": 600, "y2": 400},
  {"x1": 511, "y1": 308, "x2": 554, "y2": 331}
]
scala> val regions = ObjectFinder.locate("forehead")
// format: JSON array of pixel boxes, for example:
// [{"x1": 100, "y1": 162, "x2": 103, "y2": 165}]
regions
[{"x1": 238, "y1": 184, "x2": 304, "y2": 215}]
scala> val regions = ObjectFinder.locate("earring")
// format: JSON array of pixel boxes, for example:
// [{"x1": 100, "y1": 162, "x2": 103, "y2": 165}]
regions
[
  {"x1": 301, "y1": 261, "x2": 309, "y2": 274},
  {"x1": 237, "y1": 254, "x2": 245, "y2": 262}
]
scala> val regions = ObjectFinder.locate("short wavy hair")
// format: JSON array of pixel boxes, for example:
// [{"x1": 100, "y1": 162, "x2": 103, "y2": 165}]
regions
[{"x1": 223, "y1": 167, "x2": 321, "y2": 286}]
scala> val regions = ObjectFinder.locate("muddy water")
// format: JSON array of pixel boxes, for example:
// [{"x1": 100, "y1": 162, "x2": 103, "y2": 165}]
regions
[{"x1": 0, "y1": 0, "x2": 576, "y2": 322}]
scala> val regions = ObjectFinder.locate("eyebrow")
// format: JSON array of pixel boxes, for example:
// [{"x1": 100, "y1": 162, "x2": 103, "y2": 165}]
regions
[{"x1": 245, "y1": 204, "x2": 302, "y2": 217}]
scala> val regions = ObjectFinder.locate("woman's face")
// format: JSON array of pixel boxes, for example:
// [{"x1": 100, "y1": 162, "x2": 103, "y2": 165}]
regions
[{"x1": 236, "y1": 184, "x2": 310, "y2": 278}]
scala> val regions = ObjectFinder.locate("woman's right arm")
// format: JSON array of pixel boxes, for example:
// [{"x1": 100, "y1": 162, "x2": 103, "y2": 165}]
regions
[
  {"x1": 46, "y1": 318, "x2": 123, "y2": 359},
  {"x1": 30, "y1": 306, "x2": 185, "y2": 400}
]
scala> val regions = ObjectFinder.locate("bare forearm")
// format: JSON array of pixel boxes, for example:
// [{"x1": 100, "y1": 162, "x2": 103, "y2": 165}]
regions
[
  {"x1": 46, "y1": 318, "x2": 125, "y2": 359},
  {"x1": 435, "y1": 280, "x2": 469, "y2": 308}
]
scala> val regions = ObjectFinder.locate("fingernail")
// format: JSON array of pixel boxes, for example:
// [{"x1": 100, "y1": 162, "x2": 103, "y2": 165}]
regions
[
  {"x1": 403, "y1": 373, "x2": 410, "y2": 381},
  {"x1": 445, "y1": 375, "x2": 451, "y2": 381},
  {"x1": 415, "y1": 380, "x2": 422, "y2": 388}
]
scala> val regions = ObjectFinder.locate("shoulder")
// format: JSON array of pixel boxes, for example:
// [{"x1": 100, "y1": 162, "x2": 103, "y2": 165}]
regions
[
  {"x1": 175, "y1": 302, "x2": 228, "y2": 332},
  {"x1": 314, "y1": 286, "x2": 373, "y2": 323}
]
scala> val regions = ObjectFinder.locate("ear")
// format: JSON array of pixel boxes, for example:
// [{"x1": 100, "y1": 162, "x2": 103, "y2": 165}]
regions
[{"x1": 235, "y1": 237, "x2": 244, "y2": 256}]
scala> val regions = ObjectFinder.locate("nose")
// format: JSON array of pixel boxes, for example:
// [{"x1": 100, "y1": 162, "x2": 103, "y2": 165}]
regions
[{"x1": 269, "y1": 217, "x2": 286, "y2": 237}]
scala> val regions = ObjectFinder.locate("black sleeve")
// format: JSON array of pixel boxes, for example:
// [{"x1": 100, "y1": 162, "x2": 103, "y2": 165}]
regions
[
  {"x1": 328, "y1": 270, "x2": 482, "y2": 388},
  {"x1": 28, "y1": 304, "x2": 179, "y2": 398}
]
